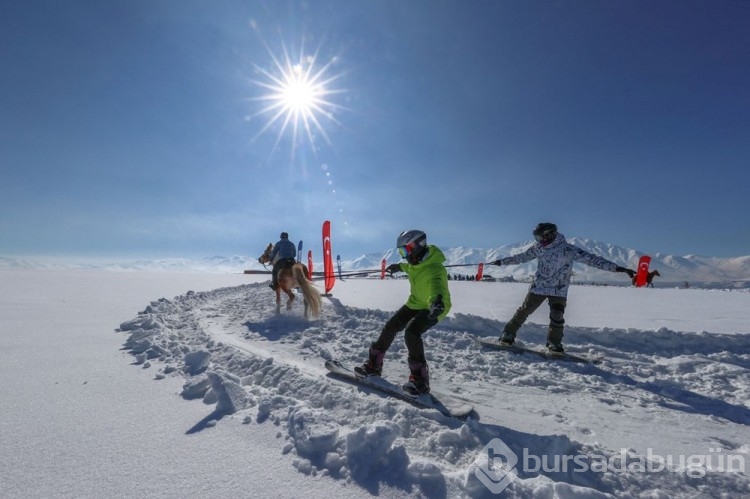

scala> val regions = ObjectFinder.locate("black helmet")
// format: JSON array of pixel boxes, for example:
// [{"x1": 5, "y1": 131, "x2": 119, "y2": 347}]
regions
[
  {"x1": 533, "y1": 223, "x2": 557, "y2": 244},
  {"x1": 280, "y1": 232, "x2": 289, "y2": 240},
  {"x1": 396, "y1": 230, "x2": 428, "y2": 264}
]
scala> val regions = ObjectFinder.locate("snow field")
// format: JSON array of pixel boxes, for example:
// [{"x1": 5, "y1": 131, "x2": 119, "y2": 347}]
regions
[{"x1": 118, "y1": 279, "x2": 750, "y2": 497}]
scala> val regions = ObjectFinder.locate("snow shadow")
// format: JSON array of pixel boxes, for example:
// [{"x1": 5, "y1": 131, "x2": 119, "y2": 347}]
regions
[
  {"x1": 446, "y1": 313, "x2": 750, "y2": 425},
  {"x1": 186, "y1": 409, "x2": 225, "y2": 435},
  {"x1": 243, "y1": 314, "x2": 314, "y2": 341},
  {"x1": 467, "y1": 420, "x2": 618, "y2": 495},
  {"x1": 464, "y1": 418, "x2": 745, "y2": 497},
  {"x1": 570, "y1": 325, "x2": 750, "y2": 361},
  {"x1": 586, "y1": 365, "x2": 750, "y2": 426},
  {"x1": 323, "y1": 294, "x2": 350, "y2": 317},
  {"x1": 447, "y1": 312, "x2": 750, "y2": 361}
]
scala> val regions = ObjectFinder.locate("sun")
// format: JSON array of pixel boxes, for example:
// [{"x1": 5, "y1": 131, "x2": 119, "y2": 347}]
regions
[
  {"x1": 281, "y1": 65, "x2": 316, "y2": 111},
  {"x1": 248, "y1": 39, "x2": 346, "y2": 157}
]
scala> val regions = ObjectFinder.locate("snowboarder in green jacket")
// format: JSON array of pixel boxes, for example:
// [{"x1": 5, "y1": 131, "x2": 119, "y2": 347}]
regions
[{"x1": 355, "y1": 230, "x2": 451, "y2": 395}]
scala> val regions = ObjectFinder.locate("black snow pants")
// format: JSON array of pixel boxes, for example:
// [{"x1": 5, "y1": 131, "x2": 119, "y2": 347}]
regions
[{"x1": 372, "y1": 305, "x2": 437, "y2": 366}]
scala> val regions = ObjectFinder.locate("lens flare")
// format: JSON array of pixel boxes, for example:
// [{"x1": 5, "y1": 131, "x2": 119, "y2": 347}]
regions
[{"x1": 248, "y1": 37, "x2": 346, "y2": 158}]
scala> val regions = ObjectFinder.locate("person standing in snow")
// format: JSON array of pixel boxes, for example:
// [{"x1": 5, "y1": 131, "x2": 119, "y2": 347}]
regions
[
  {"x1": 269, "y1": 232, "x2": 297, "y2": 290},
  {"x1": 490, "y1": 223, "x2": 635, "y2": 354},
  {"x1": 355, "y1": 230, "x2": 451, "y2": 395}
]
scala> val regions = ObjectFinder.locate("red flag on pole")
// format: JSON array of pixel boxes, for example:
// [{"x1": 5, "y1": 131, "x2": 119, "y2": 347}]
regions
[
  {"x1": 322, "y1": 221, "x2": 335, "y2": 294},
  {"x1": 381, "y1": 258, "x2": 386, "y2": 280},
  {"x1": 307, "y1": 250, "x2": 313, "y2": 281},
  {"x1": 635, "y1": 255, "x2": 651, "y2": 287},
  {"x1": 476, "y1": 263, "x2": 484, "y2": 282}
]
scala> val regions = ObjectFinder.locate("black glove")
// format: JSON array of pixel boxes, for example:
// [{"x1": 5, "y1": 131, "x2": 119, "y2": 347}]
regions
[
  {"x1": 490, "y1": 259, "x2": 502, "y2": 266},
  {"x1": 428, "y1": 295, "x2": 445, "y2": 320},
  {"x1": 616, "y1": 266, "x2": 636, "y2": 279},
  {"x1": 386, "y1": 263, "x2": 402, "y2": 274}
]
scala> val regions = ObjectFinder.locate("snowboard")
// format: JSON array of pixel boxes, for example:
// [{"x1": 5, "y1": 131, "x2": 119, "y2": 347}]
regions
[
  {"x1": 324, "y1": 360, "x2": 474, "y2": 418},
  {"x1": 474, "y1": 337, "x2": 603, "y2": 364}
]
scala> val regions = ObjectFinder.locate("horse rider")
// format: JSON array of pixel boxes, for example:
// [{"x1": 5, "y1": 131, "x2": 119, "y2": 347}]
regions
[
  {"x1": 269, "y1": 232, "x2": 297, "y2": 290},
  {"x1": 646, "y1": 270, "x2": 661, "y2": 288}
]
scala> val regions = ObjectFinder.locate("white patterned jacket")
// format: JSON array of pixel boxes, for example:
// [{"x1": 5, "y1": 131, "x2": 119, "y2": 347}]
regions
[{"x1": 498, "y1": 233, "x2": 619, "y2": 297}]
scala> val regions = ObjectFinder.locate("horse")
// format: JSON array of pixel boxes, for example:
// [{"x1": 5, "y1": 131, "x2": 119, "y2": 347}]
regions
[
  {"x1": 258, "y1": 244, "x2": 322, "y2": 319},
  {"x1": 632, "y1": 269, "x2": 662, "y2": 287},
  {"x1": 646, "y1": 270, "x2": 660, "y2": 288}
]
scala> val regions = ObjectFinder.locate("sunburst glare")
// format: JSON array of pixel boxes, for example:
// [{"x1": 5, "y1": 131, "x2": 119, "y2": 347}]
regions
[{"x1": 248, "y1": 37, "x2": 346, "y2": 158}]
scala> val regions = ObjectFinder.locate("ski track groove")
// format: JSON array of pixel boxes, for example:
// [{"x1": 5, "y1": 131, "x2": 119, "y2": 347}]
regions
[{"x1": 117, "y1": 282, "x2": 750, "y2": 497}]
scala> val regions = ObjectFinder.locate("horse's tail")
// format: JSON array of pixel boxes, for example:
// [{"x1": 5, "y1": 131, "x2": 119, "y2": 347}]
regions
[{"x1": 293, "y1": 264, "x2": 322, "y2": 319}]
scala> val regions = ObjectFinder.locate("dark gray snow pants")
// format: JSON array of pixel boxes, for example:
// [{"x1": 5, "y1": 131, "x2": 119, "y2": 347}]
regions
[{"x1": 503, "y1": 292, "x2": 568, "y2": 345}]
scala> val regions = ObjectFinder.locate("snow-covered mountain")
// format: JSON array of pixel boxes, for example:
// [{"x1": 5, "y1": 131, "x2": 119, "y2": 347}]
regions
[
  {"x1": 2, "y1": 239, "x2": 749, "y2": 287},
  {"x1": 344, "y1": 239, "x2": 750, "y2": 289}
]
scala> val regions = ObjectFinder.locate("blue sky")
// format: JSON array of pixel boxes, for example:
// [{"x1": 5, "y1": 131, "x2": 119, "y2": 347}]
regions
[{"x1": 2, "y1": 0, "x2": 748, "y2": 260}]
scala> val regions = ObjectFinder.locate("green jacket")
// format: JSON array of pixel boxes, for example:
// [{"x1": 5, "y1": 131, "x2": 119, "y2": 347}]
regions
[{"x1": 397, "y1": 244, "x2": 452, "y2": 320}]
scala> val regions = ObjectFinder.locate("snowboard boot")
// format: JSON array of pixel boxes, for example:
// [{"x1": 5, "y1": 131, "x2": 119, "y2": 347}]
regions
[
  {"x1": 403, "y1": 362, "x2": 430, "y2": 396},
  {"x1": 354, "y1": 346, "x2": 384, "y2": 378},
  {"x1": 499, "y1": 331, "x2": 515, "y2": 346},
  {"x1": 546, "y1": 341, "x2": 564, "y2": 355}
]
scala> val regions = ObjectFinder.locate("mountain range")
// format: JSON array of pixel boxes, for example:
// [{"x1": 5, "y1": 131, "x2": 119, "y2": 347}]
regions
[
  {"x1": 347, "y1": 238, "x2": 750, "y2": 289},
  {"x1": 2, "y1": 239, "x2": 749, "y2": 288}
]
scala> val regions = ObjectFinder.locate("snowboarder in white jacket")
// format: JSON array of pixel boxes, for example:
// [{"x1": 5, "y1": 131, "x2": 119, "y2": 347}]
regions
[{"x1": 490, "y1": 223, "x2": 635, "y2": 354}]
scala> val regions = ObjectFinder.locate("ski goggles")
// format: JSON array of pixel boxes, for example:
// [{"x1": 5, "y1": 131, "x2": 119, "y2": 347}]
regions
[
  {"x1": 397, "y1": 243, "x2": 416, "y2": 259},
  {"x1": 533, "y1": 230, "x2": 555, "y2": 243}
]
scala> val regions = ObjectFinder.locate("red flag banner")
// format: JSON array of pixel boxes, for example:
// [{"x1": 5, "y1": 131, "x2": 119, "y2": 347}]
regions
[
  {"x1": 381, "y1": 258, "x2": 386, "y2": 280},
  {"x1": 322, "y1": 220, "x2": 335, "y2": 294},
  {"x1": 307, "y1": 250, "x2": 313, "y2": 281},
  {"x1": 635, "y1": 255, "x2": 651, "y2": 287},
  {"x1": 476, "y1": 263, "x2": 484, "y2": 282}
]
